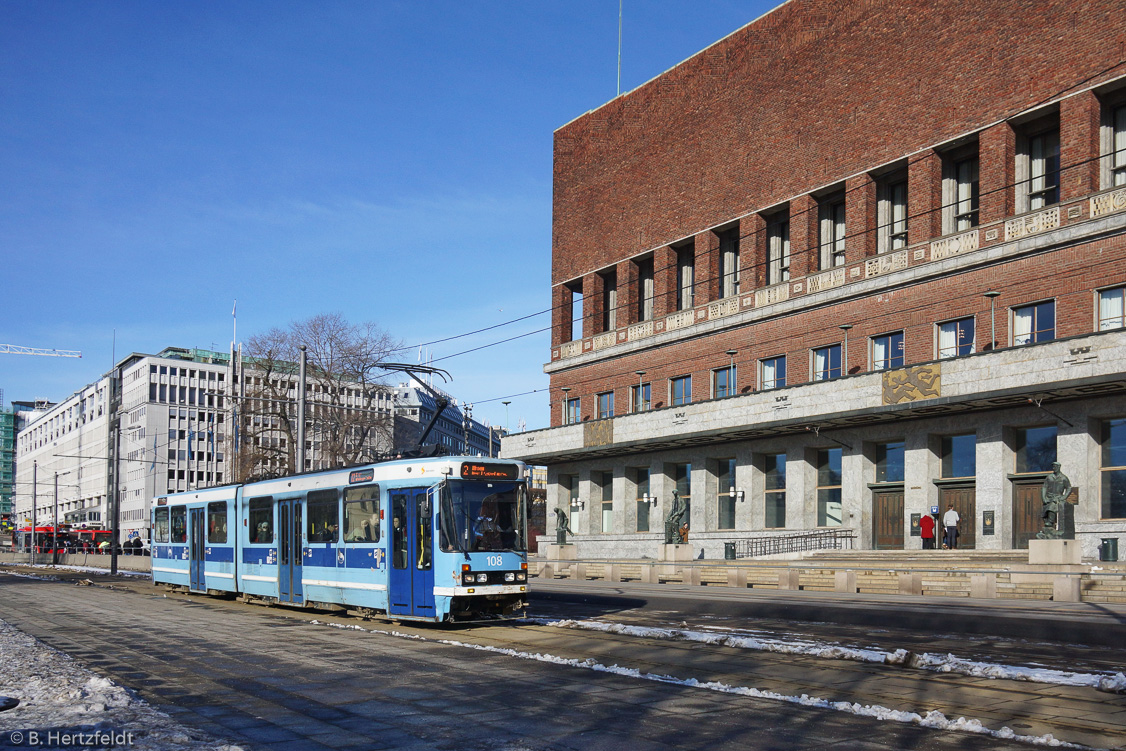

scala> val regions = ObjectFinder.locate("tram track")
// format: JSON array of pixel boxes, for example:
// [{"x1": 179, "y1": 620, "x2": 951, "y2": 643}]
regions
[{"x1": 4, "y1": 565, "x2": 1126, "y2": 750}]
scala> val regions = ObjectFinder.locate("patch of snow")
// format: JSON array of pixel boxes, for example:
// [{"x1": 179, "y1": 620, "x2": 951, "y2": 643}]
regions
[{"x1": 0, "y1": 618, "x2": 243, "y2": 750}]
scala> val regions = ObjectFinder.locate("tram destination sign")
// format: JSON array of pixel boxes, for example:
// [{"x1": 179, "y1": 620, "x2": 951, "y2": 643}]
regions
[
  {"x1": 461, "y1": 462, "x2": 519, "y2": 480},
  {"x1": 349, "y1": 469, "x2": 375, "y2": 484}
]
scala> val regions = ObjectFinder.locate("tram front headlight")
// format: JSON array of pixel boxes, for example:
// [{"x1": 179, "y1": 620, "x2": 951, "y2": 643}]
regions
[
  {"x1": 516, "y1": 573, "x2": 526, "y2": 582},
  {"x1": 504, "y1": 572, "x2": 515, "y2": 582},
  {"x1": 463, "y1": 574, "x2": 474, "y2": 585},
  {"x1": 476, "y1": 573, "x2": 488, "y2": 583}
]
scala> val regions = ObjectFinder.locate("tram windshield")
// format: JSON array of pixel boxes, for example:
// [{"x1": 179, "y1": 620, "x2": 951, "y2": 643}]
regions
[{"x1": 439, "y1": 480, "x2": 526, "y2": 554}]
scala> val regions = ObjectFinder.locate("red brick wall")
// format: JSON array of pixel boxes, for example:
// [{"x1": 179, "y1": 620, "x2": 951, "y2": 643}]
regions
[
  {"x1": 551, "y1": 0, "x2": 1124, "y2": 286},
  {"x1": 549, "y1": 236, "x2": 1126, "y2": 419}
]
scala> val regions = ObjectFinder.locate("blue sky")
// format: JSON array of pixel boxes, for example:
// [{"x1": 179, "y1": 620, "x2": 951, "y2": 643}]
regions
[{"x1": 0, "y1": 1, "x2": 771, "y2": 432}]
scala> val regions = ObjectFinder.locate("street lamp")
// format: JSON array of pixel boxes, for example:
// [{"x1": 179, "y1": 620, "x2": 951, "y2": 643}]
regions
[
  {"x1": 725, "y1": 350, "x2": 737, "y2": 397},
  {"x1": 561, "y1": 387, "x2": 571, "y2": 425},
  {"x1": 984, "y1": 290, "x2": 1001, "y2": 351},
  {"x1": 502, "y1": 401, "x2": 511, "y2": 432},
  {"x1": 839, "y1": 324, "x2": 852, "y2": 377},
  {"x1": 634, "y1": 370, "x2": 646, "y2": 412}
]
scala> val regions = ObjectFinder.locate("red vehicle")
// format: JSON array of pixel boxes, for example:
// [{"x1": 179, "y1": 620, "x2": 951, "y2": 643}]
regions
[
  {"x1": 74, "y1": 529, "x2": 114, "y2": 553},
  {"x1": 12, "y1": 526, "x2": 71, "y2": 554}
]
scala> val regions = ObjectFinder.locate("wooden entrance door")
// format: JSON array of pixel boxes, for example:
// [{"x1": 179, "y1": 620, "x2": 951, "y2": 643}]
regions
[
  {"x1": 873, "y1": 490, "x2": 904, "y2": 550},
  {"x1": 938, "y1": 485, "x2": 976, "y2": 549},
  {"x1": 1012, "y1": 480, "x2": 1042, "y2": 550}
]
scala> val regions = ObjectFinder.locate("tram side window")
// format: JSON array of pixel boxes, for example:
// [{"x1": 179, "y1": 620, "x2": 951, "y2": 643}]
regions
[
  {"x1": 344, "y1": 484, "x2": 381, "y2": 543},
  {"x1": 248, "y1": 497, "x2": 273, "y2": 543},
  {"x1": 170, "y1": 506, "x2": 187, "y2": 544},
  {"x1": 207, "y1": 501, "x2": 228, "y2": 544},
  {"x1": 307, "y1": 489, "x2": 339, "y2": 542},
  {"x1": 154, "y1": 508, "x2": 170, "y2": 543}
]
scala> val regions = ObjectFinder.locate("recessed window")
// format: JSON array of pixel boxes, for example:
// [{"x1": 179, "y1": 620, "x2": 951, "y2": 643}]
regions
[
  {"x1": 1015, "y1": 426, "x2": 1057, "y2": 474},
  {"x1": 816, "y1": 448, "x2": 843, "y2": 527},
  {"x1": 1098, "y1": 286, "x2": 1125, "y2": 331},
  {"x1": 1109, "y1": 102, "x2": 1126, "y2": 187},
  {"x1": 764, "y1": 453, "x2": 786, "y2": 529},
  {"x1": 877, "y1": 171, "x2": 908, "y2": 252},
  {"x1": 676, "y1": 244, "x2": 695, "y2": 310},
  {"x1": 767, "y1": 212, "x2": 791, "y2": 285},
  {"x1": 631, "y1": 382, "x2": 651, "y2": 413},
  {"x1": 567, "y1": 282, "x2": 583, "y2": 342},
  {"x1": 812, "y1": 344, "x2": 842, "y2": 381},
  {"x1": 717, "y1": 458, "x2": 736, "y2": 531},
  {"x1": 875, "y1": 441, "x2": 905, "y2": 483},
  {"x1": 937, "y1": 317, "x2": 975, "y2": 359},
  {"x1": 671, "y1": 375, "x2": 692, "y2": 406},
  {"x1": 1101, "y1": 418, "x2": 1126, "y2": 519},
  {"x1": 760, "y1": 355, "x2": 786, "y2": 390},
  {"x1": 718, "y1": 228, "x2": 740, "y2": 299},
  {"x1": 871, "y1": 331, "x2": 905, "y2": 371},
  {"x1": 713, "y1": 366, "x2": 735, "y2": 399},
  {"x1": 1017, "y1": 116, "x2": 1060, "y2": 212},
  {"x1": 597, "y1": 391, "x2": 614, "y2": 420},
  {"x1": 636, "y1": 257, "x2": 654, "y2": 321},
  {"x1": 601, "y1": 270, "x2": 617, "y2": 332},
  {"x1": 635, "y1": 468, "x2": 650, "y2": 532},
  {"x1": 598, "y1": 471, "x2": 614, "y2": 533},
  {"x1": 819, "y1": 193, "x2": 846, "y2": 269},
  {"x1": 1013, "y1": 300, "x2": 1055, "y2": 345},
  {"x1": 942, "y1": 145, "x2": 980, "y2": 233},
  {"x1": 563, "y1": 397, "x2": 580, "y2": 425},
  {"x1": 941, "y1": 434, "x2": 976, "y2": 478}
]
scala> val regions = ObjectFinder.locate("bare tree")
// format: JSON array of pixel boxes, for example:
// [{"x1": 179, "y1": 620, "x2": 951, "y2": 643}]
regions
[{"x1": 236, "y1": 314, "x2": 401, "y2": 481}]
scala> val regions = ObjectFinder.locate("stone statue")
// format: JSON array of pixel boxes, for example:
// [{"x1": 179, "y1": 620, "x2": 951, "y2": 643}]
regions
[
  {"x1": 554, "y1": 507, "x2": 573, "y2": 545},
  {"x1": 664, "y1": 490, "x2": 687, "y2": 544},
  {"x1": 1036, "y1": 462, "x2": 1073, "y2": 540}
]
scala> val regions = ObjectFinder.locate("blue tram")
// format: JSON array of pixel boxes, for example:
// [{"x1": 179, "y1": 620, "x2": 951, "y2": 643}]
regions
[{"x1": 151, "y1": 456, "x2": 529, "y2": 622}]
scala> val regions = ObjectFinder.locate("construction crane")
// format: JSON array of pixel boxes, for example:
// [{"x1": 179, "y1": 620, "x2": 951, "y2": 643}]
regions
[{"x1": 1, "y1": 344, "x2": 82, "y2": 358}]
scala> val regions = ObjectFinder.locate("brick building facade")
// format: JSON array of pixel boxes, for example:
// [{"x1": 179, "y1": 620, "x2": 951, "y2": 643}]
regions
[{"x1": 506, "y1": 0, "x2": 1126, "y2": 558}]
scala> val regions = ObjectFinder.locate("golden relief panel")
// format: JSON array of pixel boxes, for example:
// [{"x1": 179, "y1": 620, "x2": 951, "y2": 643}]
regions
[{"x1": 882, "y1": 364, "x2": 941, "y2": 405}]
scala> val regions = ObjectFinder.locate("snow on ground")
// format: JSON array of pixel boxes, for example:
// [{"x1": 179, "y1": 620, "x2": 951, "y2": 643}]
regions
[
  {"x1": 312, "y1": 620, "x2": 1090, "y2": 749},
  {"x1": 0, "y1": 618, "x2": 243, "y2": 750},
  {"x1": 534, "y1": 617, "x2": 1126, "y2": 694}
]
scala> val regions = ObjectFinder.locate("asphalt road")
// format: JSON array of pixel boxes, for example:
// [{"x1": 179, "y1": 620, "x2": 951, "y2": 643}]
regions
[{"x1": 1, "y1": 568, "x2": 1124, "y2": 751}]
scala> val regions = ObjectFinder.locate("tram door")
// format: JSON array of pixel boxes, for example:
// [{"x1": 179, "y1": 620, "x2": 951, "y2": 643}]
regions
[
  {"x1": 189, "y1": 508, "x2": 206, "y2": 592},
  {"x1": 388, "y1": 488, "x2": 435, "y2": 618},
  {"x1": 277, "y1": 498, "x2": 303, "y2": 604}
]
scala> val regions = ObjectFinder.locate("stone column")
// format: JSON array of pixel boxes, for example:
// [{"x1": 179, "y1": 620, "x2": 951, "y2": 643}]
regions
[{"x1": 1060, "y1": 90, "x2": 1101, "y2": 202}]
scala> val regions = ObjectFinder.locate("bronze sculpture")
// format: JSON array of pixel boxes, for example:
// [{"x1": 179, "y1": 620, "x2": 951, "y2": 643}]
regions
[
  {"x1": 554, "y1": 507, "x2": 573, "y2": 545},
  {"x1": 1036, "y1": 462, "x2": 1072, "y2": 540},
  {"x1": 664, "y1": 490, "x2": 687, "y2": 544}
]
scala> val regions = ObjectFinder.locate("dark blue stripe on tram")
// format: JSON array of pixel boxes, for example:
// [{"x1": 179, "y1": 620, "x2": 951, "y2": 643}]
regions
[
  {"x1": 154, "y1": 545, "x2": 187, "y2": 560},
  {"x1": 303, "y1": 546, "x2": 339, "y2": 568},
  {"x1": 344, "y1": 547, "x2": 386, "y2": 569},
  {"x1": 242, "y1": 547, "x2": 277, "y2": 565},
  {"x1": 205, "y1": 546, "x2": 235, "y2": 563}
]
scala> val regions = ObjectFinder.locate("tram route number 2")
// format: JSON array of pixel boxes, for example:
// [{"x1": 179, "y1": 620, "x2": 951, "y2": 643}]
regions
[{"x1": 486, "y1": 555, "x2": 504, "y2": 567}]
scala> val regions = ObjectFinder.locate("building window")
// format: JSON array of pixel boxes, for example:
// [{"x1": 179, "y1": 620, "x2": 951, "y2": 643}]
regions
[
  {"x1": 760, "y1": 355, "x2": 786, "y2": 390},
  {"x1": 877, "y1": 172, "x2": 908, "y2": 252},
  {"x1": 1021, "y1": 126, "x2": 1060, "y2": 211},
  {"x1": 719, "y1": 228, "x2": 740, "y2": 298},
  {"x1": 1098, "y1": 286, "x2": 1126, "y2": 331},
  {"x1": 1109, "y1": 102, "x2": 1126, "y2": 187},
  {"x1": 561, "y1": 474, "x2": 579, "y2": 511},
  {"x1": 875, "y1": 441, "x2": 905, "y2": 483},
  {"x1": 674, "y1": 463, "x2": 692, "y2": 526},
  {"x1": 767, "y1": 213, "x2": 791, "y2": 285},
  {"x1": 631, "y1": 382, "x2": 651, "y2": 413},
  {"x1": 671, "y1": 375, "x2": 692, "y2": 406},
  {"x1": 599, "y1": 471, "x2": 614, "y2": 533},
  {"x1": 812, "y1": 344, "x2": 841, "y2": 381},
  {"x1": 567, "y1": 281, "x2": 583, "y2": 342},
  {"x1": 816, "y1": 448, "x2": 843, "y2": 527},
  {"x1": 597, "y1": 391, "x2": 615, "y2": 420},
  {"x1": 676, "y1": 244, "x2": 695, "y2": 310},
  {"x1": 819, "y1": 193, "x2": 846, "y2": 269},
  {"x1": 717, "y1": 458, "x2": 736, "y2": 531},
  {"x1": 764, "y1": 453, "x2": 786, "y2": 528},
  {"x1": 937, "y1": 317, "x2": 975, "y2": 359},
  {"x1": 1101, "y1": 418, "x2": 1126, "y2": 519},
  {"x1": 635, "y1": 468, "x2": 650, "y2": 532},
  {"x1": 943, "y1": 146, "x2": 979, "y2": 233},
  {"x1": 1013, "y1": 300, "x2": 1055, "y2": 345},
  {"x1": 941, "y1": 434, "x2": 976, "y2": 478},
  {"x1": 563, "y1": 397, "x2": 580, "y2": 425},
  {"x1": 601, "y1": 270, "x2": 617, "y2": 332},
  {"x1": 1015, "y1": 426, "x2": 1057, "y2": 474},
  {"x1": 713, "y1": 366, "x2": 735, "y2": 399},
  {"x1": 871, "y1": 331, "x2": 904, "y2": 371},
  {"x1": 637, "y1": 257, "x2": 654, "y2": 321}
]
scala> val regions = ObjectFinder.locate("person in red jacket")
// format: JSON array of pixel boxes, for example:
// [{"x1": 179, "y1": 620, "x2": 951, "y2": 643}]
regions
[{"x1": 920, "y1": 512, "x2": 936, "y2": 550}]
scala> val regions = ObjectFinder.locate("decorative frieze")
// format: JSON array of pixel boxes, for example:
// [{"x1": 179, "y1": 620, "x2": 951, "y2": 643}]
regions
[
  {"x1": 755, "y1": 283, "x2": 789, "y2": 308},
  {"x1": 628, "y1": 321, "x2": 654, "y2": 341},
  {"x1": 864, "y1": 250, "x2": 909, "y2": 279},
  {"x1": 584, "y1": 420, "x2": 614, "y2": 448},
  {"x1": 882, "y1": 364, "x2": 941, "y2": 405},
  {"x1": 707, "y1": 297, "x2": 741, "y2": 320},
  {"x1": 665, "y1": 310, "x2": 695, "y2": 332},
  {"x1": 1091, "y1": 188, "x2": 1126, "y2": 218},
  {"x1": 558, "y1": 340, "x2": 582, "y2": 359},
  {"x1": 806, "y1": 268, "x2": 846, "y2": 294},
  {"x1": 1005, "y1": 207, "x2": 1060, "y2": 241},
  {"x1": 929, "y1": 230, "x2": 979, "y2": 261},
  {"x1": 592, "y1": 332, "x2": 616, "y2": 351}
]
